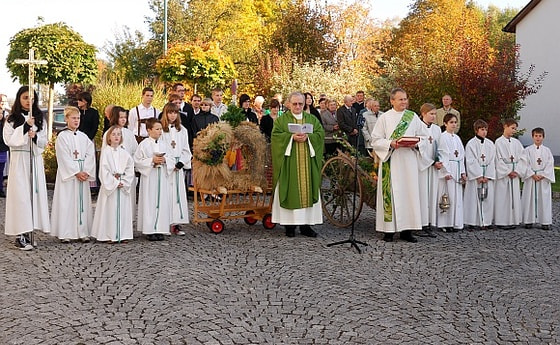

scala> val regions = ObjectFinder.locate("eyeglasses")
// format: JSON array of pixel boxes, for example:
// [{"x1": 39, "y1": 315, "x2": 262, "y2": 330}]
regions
[
  {"x1": 201, "y1": 104, "x2": 210, "y2": 107},
  {"x1": 291, "y1": 102, "x2": 304, "y2": 106}
]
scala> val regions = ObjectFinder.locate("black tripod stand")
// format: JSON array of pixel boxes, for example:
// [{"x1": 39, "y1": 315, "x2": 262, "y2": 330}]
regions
[{"x1": 327, "y1": 125, "x2": 368, "y2": 253}]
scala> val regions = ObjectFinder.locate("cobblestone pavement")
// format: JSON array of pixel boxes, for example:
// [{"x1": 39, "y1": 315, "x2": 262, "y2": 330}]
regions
[{"x1": 1, "y1": 193, "x2": 560, "y2": 345}]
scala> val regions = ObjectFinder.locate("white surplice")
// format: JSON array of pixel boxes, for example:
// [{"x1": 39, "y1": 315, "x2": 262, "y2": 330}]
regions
[
  {"x1": 437, "y1": 131, "x2": 465, "y2": 229},
  {"x1": 494, "y1": 136, "x2": 524, "y2": 226},
  {"x1": 51, "y1": 129, "x2": 96, "y2": 239},
  {"x1": 371, "y1": 109, "x2": 429, "y2": 233},
  {"x1": 520, "y1": 144, "x2": 555, "y2": 226},
  {"x1": 134, "y1": 137, "x2": 171, "y2": 235},
  {"x1": 464, "y1": 136, "x2": 496, "y2": 227},
  {"x1": 418, "y1": 122, "x2": 443, "y2": 227},
  {"x1": 161, "y1": 125, "x2": 192, "y2": 225},
  {"x1": 3, "y1": 115, "x2": 50, "y2": 236},
  {"x1": 91, "y1": 145, "x2": 135, "y2": 241}
]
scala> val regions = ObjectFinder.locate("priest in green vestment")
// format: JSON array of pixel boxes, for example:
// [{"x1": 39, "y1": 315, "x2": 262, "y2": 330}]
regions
[{"x1": 271, "y1": 92, "x2": 325, "y2": 238}]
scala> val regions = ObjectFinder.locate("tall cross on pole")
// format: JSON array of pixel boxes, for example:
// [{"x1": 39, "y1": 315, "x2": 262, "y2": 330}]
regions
[{"x1": 14, "y1": 48, "x2": 48, "y2": 123}]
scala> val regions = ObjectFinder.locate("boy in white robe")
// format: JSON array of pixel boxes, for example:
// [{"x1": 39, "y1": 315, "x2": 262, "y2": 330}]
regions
[
  {"x1": 437, "y1": 113, "x2": 466, "y2": 232},
  {"x1": 134, "y1": 118, "x2": 172, "y2": 241},
  {"x1": 92, "y1": 126, "x2": 135, "y2": 242},
  {"x1": 51, "y1": 106, "x2": 96, "y2": 242},
  {"x1": 521, "y1": 127, "x2": 555, "y2": 230},
  {"x1": 494, "y1": 118, "x2": 524, "y2": 229},
  {"x1": 464, "y1": 120, "x2": 496, "y2": 230},
  {"x1": 160, "y1": 103, "x2": 192, "y2": 235},
  {"x1": 417, "y1": 103, "x2": 443, "y2": 238}
]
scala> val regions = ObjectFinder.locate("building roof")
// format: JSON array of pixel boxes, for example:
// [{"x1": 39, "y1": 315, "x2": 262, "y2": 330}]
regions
[{"x1": 503, "y1": 0, "x2": 541, "y2": 33}]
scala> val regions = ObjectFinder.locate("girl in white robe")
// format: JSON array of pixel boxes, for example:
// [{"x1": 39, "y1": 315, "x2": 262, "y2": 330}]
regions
[
  {"x1": 51, "y1": 106, "x2": 96, "y2": 242},
  {"x1": 520, "y1": 128, "x2": 555, "y2": 229},
  {"x1": 417, "y1": 103, "x2": 443, "y2": 237},
  {"x1": 463, "y1": 120, "x2": 496, "y2": 229},
  {"x1": 437, "y1": 114, "x2": 466, "y2": 232},
  {"x1": 102, "y1": 106, "x2": 138, "y2": 218},
  {"x1": 134, "y1": 118, "x2": 172, "y2": 241},
  {"x1": 3, "y1": 86, "x2": 50, "y2": 250},
  {"x1": 92, "y1": 126, "x2": 135, "y2": 242},
  {"x1": 160, "y1": 103, "x2": 192, "y2": 235}
]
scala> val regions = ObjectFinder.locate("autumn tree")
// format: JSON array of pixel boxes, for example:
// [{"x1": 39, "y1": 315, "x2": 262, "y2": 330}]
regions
[
  {"x1": 156, "y1": 42, "x2": 236, "y2": 95},
  {"x1": 6, "y1": 22, "x2": 97, "y2": 139},
  {"x1": 380, "y1": 0, "x2": 544, "y2": 140}
]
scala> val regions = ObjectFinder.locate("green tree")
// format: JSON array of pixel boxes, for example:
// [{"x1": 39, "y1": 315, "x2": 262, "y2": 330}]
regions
[
  {"x1": 156, "y1": 41, "x2": 236, "y2": 95},
  {"x1": 6, "y1": 22, "x2": 97, "y2": 139}
]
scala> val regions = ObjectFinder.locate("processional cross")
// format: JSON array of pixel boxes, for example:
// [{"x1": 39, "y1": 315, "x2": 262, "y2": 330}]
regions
[{"x1": 14, "y1": 48, "x2": 48, "y2": 123}]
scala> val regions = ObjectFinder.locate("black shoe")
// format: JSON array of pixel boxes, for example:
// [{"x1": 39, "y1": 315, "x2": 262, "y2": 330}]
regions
[
  {"x1": 147, "y1": 234, "x2": 157, "y2": 241},
  {"x1": 15, "y1": 234, "x2": 33, "y2": 251},
  {"x1": 300, "y1": 225, "x2": 317, "y2": 238},
  {"x1": 417, "y1": 226, "x2": 430, "y2": 237},
  {"x1": 0, "y1": 190, "x2": 5, "y2": 198},
  {"x1": 525, "y1": 224, "x2": 533, "y2": 229},
  {"x1": 542, "y1": 225, "x2": 550, "y2": 230},
  {"x1": 156, "y1": 234, "x2": 165, "y2": 241},
  {"x1": 425, "y1": 228, "x2": 437, "y2": 238},
  {"x1": 382, "y1": 233, "x2": 394, "y2": 242},
  {"x1": 285, "y1": 225, "x2": 296, "y2": 237},
  {"x1": 400, "y1": 230, "x2": 418, "y2": 243}
]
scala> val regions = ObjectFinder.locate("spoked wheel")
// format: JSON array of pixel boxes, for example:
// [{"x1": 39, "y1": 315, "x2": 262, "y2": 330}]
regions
[
  {"x1": 262, "y1": 213, "x2": 276, "y2": 230},
  {"x1": 244, "y1": 210, "x2": 258, "y2": 225},
  {"x1": 209, "y1": 219, "x2": 225, "y2": 233},
  {"x1": 321, "y1": 156, "x2": 363, "y2": 227}
]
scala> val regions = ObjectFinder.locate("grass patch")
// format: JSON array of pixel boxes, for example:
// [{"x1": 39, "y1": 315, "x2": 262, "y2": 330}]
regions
[{"x1": 554, "y1": 167, "x2": 560, "y2": 193}]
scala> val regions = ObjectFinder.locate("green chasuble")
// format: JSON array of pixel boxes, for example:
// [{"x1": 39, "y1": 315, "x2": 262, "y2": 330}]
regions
[{"x1": 271, "y1": 111, "x2": 325, "y2": 209}]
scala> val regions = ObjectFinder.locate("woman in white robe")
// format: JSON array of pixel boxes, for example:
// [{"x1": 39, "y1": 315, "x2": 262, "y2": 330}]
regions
[
  {"x1": 3, "y1": 86, "x2": 50, "y2": 250},
  {"x1": 92, "y1": 126, "x2": 135, "y2": 242},
  {"x1": 160, "y1": 103, "x2": 192, "y2": 233},
  {"x1": 51, "y1": 107, "x2": 96, "y2": 242}
]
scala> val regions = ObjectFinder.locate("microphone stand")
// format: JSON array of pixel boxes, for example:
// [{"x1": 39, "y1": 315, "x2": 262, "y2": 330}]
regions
[{"x1": 327, "y1": 118, "x2": 368, "y2": 253}]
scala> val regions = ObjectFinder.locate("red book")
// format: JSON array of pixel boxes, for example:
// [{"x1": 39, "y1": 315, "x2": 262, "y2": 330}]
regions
[{"x1": 396, "y1": 136, "x2": 420, "y2": 147}]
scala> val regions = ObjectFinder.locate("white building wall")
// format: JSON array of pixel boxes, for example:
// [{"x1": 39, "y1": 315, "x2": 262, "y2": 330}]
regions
[{"x1": 515, "y1": 0, "x2": 560, "y2": 155}]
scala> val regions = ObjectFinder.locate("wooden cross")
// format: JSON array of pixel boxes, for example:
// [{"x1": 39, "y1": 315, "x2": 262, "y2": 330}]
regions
[
  {"x1": 428, "y1": 136, "x2": 433, "y2": 144},
  {"x1": 454, "y1": 150, "x2": 459, "y2": 157},
  {"x1": 537, "y1": 157, "x2": 542, "y2": 165},
  {"x1": 14, "y1": 48, "x2": 48, "y2": 123},
  {"x1": 73, "y1": 149, "x2": 80, "y2": 159},
  {"x1": 510, "y1": 155, "x2": 515, "y2": 163},
  {"x1": 480, "y1": 153, "x2": 485, "y2": 162},
  {"x1": 171, "y1": 140, "x2": 176, "y2": 149}
]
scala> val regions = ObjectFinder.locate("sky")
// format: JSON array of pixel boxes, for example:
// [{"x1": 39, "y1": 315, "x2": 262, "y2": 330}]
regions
[{"x1": 0, "y1": 0, "x2": 530, "y2": 101}]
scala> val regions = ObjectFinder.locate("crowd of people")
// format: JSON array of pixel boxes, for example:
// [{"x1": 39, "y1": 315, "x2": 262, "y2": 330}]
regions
[{"x1": 0, "y1": 85, "x2": 555, "y2": 250}]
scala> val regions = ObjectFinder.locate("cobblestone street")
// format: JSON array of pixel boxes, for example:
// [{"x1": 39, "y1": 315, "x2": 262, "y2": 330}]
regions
[{"x1": 1, "y1": 195, "x2": 560, "y2": 344}]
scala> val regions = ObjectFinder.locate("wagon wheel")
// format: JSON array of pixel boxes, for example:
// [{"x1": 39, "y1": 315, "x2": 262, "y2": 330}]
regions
[
  {"x1": 321, "y1": 155, "x2": 363, "y2": 227},
  {"x1": 262, "y1": 213, "x2": 276, "y2": 230},
  {"x1": 244, "y1": 211, "x2": 258, "y2": 225},
  {"x1": 209, "y1": 219, "x2": 225, "y2": 233}
]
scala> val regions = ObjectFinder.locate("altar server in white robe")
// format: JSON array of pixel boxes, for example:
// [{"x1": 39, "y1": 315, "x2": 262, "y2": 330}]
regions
[
  {"x1": 160, "y1": 103, "x2": 192, "y2": 235},
  {"x1": 494, "y1": 118, "x2": 524, "y2": 229},
  {"x1": 92, "y1": 126, "x2": 135, "y2": 242},
  {"x1": 417, "y1": 103, "x2": 443, "y2": 238},
  {"x1": 51, "y1": 106, "x2": 96, "y2": 242},
  {"x1": 464, "y1": 120, "x2": 496, "y2": 229},
  {"x1": 437, "y1": 113, "x2": 466, "y2": 232},
  {"x1": 102, "y1": 106, "x2": 138, "y2": 218},
  {"x1": 371, "y1": 88, "x2": 429, "y2": 243},
  {"x1": 520, "y1": 127, "x2": 555, "y2": 230},
  {"x1": 134, "y1": 118, "x2": 172, "y2": 241},
  {"x1": 3, "y1": 86, "x2": 50, "y2": 250}
]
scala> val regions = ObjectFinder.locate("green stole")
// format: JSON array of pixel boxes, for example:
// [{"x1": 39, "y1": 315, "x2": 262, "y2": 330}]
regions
[{"x1": 381, "y1": 110, "x2": 415, "y2": 222}]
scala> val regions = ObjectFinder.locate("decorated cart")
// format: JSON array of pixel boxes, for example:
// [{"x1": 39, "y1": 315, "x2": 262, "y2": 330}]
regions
[{"x1": 189, "y1": 107, "x2": 276, "y2": 233}]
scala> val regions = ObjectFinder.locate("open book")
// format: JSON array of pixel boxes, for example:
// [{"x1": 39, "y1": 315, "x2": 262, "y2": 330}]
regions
[{"x1": 288, "y1": 123, "x2": 314, "y2": 134}]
